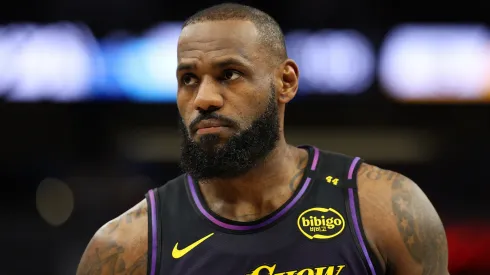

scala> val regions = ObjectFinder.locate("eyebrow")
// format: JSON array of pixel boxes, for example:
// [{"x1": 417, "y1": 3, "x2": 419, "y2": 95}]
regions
[
  {"x1": 176, "y1": 63, "x2": 196, "y2": 72},
  {"x1": 176, "y1": 57, "x2": 251, "y2": 73}
]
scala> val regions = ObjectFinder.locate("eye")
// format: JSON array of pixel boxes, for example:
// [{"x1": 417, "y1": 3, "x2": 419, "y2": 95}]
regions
[
  {"x1": 182, "y1": 74, "x2": 198, "y2": 86},
  {"x1": 223, "y1": 70, "x2": 241, "y2": 81}
]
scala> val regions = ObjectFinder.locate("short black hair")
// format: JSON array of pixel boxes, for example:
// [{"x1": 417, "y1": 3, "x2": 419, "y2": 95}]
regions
[{"x1": 182, "y1": 3, "x2": 287, "y2": 65}]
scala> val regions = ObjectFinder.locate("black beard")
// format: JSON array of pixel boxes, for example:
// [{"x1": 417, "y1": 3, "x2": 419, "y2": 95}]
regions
[{"x1": 179, "y1": 87, "x2": 280, "y2": 181}]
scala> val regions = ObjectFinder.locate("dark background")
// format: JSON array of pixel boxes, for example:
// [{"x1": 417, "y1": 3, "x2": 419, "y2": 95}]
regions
[{"x1": 1, "y1": 0, "x2": 489, "y2": 274}]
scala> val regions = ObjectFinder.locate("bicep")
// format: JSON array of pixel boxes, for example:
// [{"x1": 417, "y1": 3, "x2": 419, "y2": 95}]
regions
[{"x1": 387, "y1": 174, "x2": 449, "y2": 275}]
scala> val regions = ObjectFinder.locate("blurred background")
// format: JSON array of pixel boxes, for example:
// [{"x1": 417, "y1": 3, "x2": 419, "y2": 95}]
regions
[{"x1": 1, "y1": 0, "x2": 489, "y2": 274}]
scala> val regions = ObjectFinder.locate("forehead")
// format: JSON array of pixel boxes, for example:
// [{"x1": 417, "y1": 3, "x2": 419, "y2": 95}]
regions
[{"x1": 178, "y1": 20, "x2": 260, "y2": 61}]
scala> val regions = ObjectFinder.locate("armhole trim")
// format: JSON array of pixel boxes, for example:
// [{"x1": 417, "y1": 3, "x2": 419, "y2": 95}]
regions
[
  {"x1": 345, "y1": 157, "x2": 383, "y2": 275},
  {"x1": 146, "y1": 189, "x2": 158, "y2": 275},
  {"x1": 347, "y1": 188, "x2": 378, "y2": 275}
]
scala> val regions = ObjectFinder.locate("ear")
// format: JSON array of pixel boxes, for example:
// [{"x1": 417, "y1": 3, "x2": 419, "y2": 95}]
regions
[{"x1": 277, "y1": 59, "x2": 299, "y2": 104}]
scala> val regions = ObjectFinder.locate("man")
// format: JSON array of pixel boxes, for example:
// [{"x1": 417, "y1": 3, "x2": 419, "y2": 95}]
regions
[{"x1": 77, "y1": 3, "x2": 449, "y2": 275}]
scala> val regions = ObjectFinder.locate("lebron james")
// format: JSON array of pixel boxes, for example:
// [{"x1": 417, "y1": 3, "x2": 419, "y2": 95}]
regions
[{"x1": 77, "y1": 3, "x2": 449, "y2": 275}]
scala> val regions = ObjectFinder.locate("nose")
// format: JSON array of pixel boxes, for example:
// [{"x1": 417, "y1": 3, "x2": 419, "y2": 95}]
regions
[{"x1": 193, "y1": 76, "x2": 224, "y2": 112}]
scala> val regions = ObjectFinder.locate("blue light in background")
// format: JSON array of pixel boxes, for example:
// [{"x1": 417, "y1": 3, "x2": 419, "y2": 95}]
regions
[
  {"x1": 0, "y1": 22, "x2": 377, "y2": 102},
  {"x1": 106, "y1": 38, "x2": 175, "y2": 102},
  {"x1": 286, "y1": 29, "x2": 375, "y2": 95},
  {"x1": 91, "y1": 37, "x2": 128, "y2": 100},
  {"x1": 103, "y1": 23, "x2": 181, "y2": 102},
  {"x1": 299, "y1": 30, "x2": 375, "y2": 94},
  {"x1": 285, "y1": 31, "x2": 315, "y2": 94},
  {"x1": 1, "y1": 21, "x2": 486, "y2": 103}
]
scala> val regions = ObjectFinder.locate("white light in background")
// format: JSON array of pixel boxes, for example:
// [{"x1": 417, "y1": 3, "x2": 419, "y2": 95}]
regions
[
  {"x1": 0, "y1": 21, "x2": 380, "y2": 102},
  {"x1": 0, "y1": 23, "x2": 96, "y2": 102},
  {"x1": 285, "y1": 31, "x2": 315, "y2": 93},
  {"x1": 299, "y1": 30, "x2": 375, "y2": 94},
  {"x1": 113, "y1": 26, "x2": 375, "y2": 101},
  {"x1": 0, "y1": 24, "x2": 35, "y2": 95},
  {"x1": 36, "y1": 178, "x2": 74, "y2": 227},
  {"x1": 379, "y1": 24, "x2": 490, "y2": 101}
]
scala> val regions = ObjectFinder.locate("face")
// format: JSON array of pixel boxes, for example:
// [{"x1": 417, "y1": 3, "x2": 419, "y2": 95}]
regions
[{"x1": 176, "y1": 20, "x2": 299, "y2": 180}]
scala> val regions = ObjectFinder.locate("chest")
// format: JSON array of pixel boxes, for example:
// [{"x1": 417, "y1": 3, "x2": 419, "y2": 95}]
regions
[
  {"x1": 161, "y1": 206, "x2": 366, "y2": 275},
  {"x1": 164, "y1": 233, "x2": 363, "y2": 275}
]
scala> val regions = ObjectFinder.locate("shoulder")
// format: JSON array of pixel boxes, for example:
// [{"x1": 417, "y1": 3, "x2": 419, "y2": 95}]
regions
[
  {"x1": 76, "y1": 199, "x2": 149, "y2": 275},
  {"x1": 159, "y1": 174, "x2": 187, "y2": 192},
  {"x1": 155, "y1": 174, "x2": 189, "y2": 205},
  {"x1": 356, "y1": 163, "x2": 449, "y2": 275}
]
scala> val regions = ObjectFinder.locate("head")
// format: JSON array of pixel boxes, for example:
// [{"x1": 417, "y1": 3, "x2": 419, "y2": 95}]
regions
[{"x1": 177, "y1": 3, "x2": 300, "y2": 180}]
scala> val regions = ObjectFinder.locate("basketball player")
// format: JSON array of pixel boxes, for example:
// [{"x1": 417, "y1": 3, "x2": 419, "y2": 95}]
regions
[{"x1": 76, "y1": 3, "x2": 449, "y2": 275}]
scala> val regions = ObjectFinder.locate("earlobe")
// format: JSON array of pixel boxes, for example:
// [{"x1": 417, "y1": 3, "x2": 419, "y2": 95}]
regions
[{"x1": 278, "y1": 59, "x2": 299, "y2": 104}]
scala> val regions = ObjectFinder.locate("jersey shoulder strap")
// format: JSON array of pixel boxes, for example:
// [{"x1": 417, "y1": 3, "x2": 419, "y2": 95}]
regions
[
  {"x1": 312, "y1": 148, "x2": 383, "y2": 275},
  {"x1": 145, "y1": 174, "x2": 187, "y2": 275},
  {"x1": 311, "y1": 149, "x2": 363, "y2": 189}
]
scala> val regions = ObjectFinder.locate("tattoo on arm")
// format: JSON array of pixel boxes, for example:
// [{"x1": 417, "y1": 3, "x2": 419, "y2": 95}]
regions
[
  {"x1": 125, "y1": 204, "x2": 147, "y2": 224},
  {"x1": 357, "y1": 164, "x2": 398, "y2": 181},
  {"x1": 104, "y1": 218, "x2": 122, "y2": 234},
  {"x1": 288, "y1": 155, "x2": 308, "y2": 192},
  {"x1": 78, "y1": 241, "x2": 147, "y2": 275},
  {"x1": 83, "y1": 241, "x2": 125, "y2": 275},
  {"x1": 126, "y1": 253, "x2": 148, "y2": 274},
  {"x1": 78, "y1": 203, "x2": 149, "y2": 275},
  {"x1": 103, "y1": 204, "x2": 148, "y2": 235},
  {"x1": 391, "y1": 174, "x2": 448, "y2": 275}
]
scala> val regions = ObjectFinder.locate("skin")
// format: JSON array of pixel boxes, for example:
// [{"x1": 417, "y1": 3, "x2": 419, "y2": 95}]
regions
[{"x1": 76, "y1": 20, "x2": 449, "y2": 275}]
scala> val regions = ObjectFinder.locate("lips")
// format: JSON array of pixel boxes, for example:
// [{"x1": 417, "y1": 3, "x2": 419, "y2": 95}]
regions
[{"x1": 194, "y1": 119, "x2": 229, "y2": 132}]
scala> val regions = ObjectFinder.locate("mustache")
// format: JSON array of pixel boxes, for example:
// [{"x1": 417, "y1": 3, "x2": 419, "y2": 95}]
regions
[{"x1": 189, "y1": 112, "x2": 239, "y2": 133}]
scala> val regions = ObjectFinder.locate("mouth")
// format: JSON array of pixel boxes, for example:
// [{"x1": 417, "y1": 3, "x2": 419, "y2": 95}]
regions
[{"x1": 193, "y1": 119, "x2": 231, "y2": 135}]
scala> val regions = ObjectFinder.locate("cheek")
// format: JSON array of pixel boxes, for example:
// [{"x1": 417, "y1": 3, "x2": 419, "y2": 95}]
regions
[
  {"x1": 229, "y1": 102, "x2": 262, "y2": 128},
  {"x1": 177, "y1": 92, "x2": 193, "y2": 122}
]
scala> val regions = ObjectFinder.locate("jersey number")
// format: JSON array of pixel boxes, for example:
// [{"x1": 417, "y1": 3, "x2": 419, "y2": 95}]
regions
[{"x1": 325, "y1": 176, "x2": 339, "y2": 185}]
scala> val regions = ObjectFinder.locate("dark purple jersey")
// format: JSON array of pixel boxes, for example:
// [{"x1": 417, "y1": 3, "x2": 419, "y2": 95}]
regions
[{"x1": 145, "y1": 146, "x2": 384, "y2": 275}]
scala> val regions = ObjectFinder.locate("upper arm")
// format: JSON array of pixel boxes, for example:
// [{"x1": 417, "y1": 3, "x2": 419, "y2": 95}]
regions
[
  {"x1": 357, "y1": 164, "x2": 449, "y2": 275},
  {"x1": 76, "y1": 200, "x2": 149, "y2": 275}
]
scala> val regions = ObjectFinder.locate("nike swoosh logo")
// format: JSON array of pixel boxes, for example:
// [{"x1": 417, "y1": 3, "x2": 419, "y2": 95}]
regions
[{"x1": 172, "y1": 232, "x2": 214, "y2": 259}]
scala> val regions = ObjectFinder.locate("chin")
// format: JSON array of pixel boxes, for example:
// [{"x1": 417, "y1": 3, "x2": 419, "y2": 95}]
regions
[
  {"x1": 196, "y1": 133, "x2": 224, "y2": 149},
  {"x1": 196, "y1": 130, "x2": 236, "y2": 141}
]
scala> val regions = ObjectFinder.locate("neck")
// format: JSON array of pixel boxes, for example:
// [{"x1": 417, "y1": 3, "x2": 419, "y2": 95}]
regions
[{"x1": 198, "y1": 139, "x2": 309, "y2": 222}]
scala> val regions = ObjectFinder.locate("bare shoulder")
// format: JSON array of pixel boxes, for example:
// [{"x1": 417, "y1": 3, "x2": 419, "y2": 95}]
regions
[
  {"x1": 76, "y1": 199, "x2": 148, "y2": 275},
  {"x1": 356, "y1": 163, "x2": 449, "y2": 275}
]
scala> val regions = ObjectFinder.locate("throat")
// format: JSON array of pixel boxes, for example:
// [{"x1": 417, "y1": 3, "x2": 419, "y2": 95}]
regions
[
  {"x1": 209, "y1": 185, "x2": 295, "y2": 222},
  {"x1": 197, "y1": 146, "x2": 310, "y2": 222}
]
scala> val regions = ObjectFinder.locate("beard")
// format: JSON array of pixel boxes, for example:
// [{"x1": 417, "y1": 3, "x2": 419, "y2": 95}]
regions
[{"x1": 179, "y1": 86, "x2": 280, "y2": 181}]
